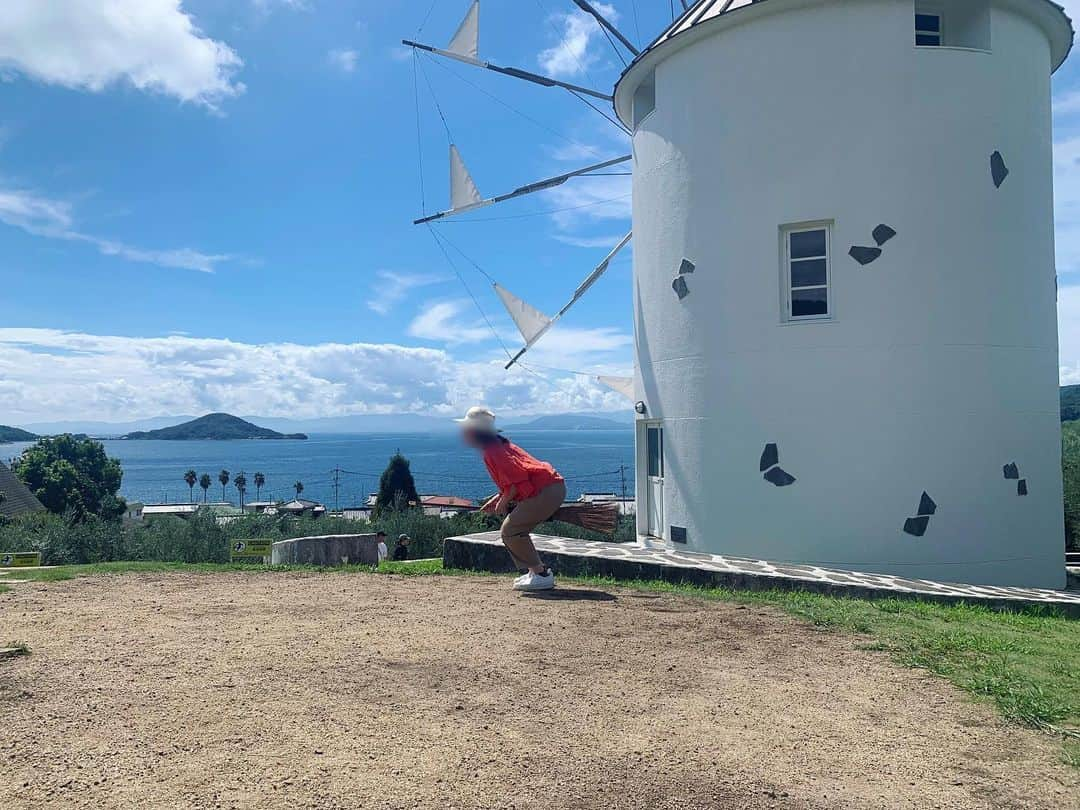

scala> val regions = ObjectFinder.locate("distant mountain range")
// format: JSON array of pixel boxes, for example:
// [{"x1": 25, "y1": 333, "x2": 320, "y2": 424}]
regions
[
  {"x1": 0, "y1": 425, "x2": 38, "y2": 444},
  {"x1": 18, "y1": 410, "x2": 633, "y2": 436},
  {"x1": 123, "y1": 414, "x2": 308, "y2": 441},
  {"x1": 506, "y1": 414, "x2": 631, "y2": 430}
]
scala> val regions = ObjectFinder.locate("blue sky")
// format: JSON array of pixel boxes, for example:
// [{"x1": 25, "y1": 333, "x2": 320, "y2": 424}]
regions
[{"x1": 2, "y1": 0, "x2": 1080, "y2": 424}]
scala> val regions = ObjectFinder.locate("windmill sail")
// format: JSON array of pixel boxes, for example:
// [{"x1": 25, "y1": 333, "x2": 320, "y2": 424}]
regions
[
  {"x1": 597, "y1": 376, "x2": 634, "y2": 401},
  {"x1": 495, "y1": 284, "x2": 553, "y2": 344},
  {"x1": 447, "y1": 1, "x2": 479, "y2": 59},
  {"x1": 416, "y1": 154, "x2": 630, "y2": 224},
  {"x1": 504, "y1": 231, "x2": 633, "y2": 369},
  {"x1": 450, "y1": 144, "x2": 484, "y2": 212},
  {"x1": 402, "y1": 0, "x2": 611, "y2": 103}
]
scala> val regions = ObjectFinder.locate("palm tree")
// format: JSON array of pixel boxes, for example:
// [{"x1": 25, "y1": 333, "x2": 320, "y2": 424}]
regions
[
  {"x1": 219, "y1": 469, "x2": 230, "y2": 502},
  {"x1": 254, "y1": 472, "x2": 266, "y2": 502},
  {"x1": 294, "y1": 481, "x2": 304, "y2": 498},
  {"x1": 184, "y1": 469, "x2": 197, "y2": 503},
  {"x1": 199, "y1": 473, "x2": 211, "y2": 503},
  {"x1": 234, "y1": 473, "x2": 247, "y2": 511}
]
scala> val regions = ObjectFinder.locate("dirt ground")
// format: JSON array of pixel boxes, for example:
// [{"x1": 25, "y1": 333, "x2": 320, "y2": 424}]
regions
[{"x1": 0, "y1": 572, "x2": 1076, "y2": 810}]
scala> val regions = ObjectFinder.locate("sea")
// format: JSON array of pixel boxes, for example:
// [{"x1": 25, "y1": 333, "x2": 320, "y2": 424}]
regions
[{"x1": 0, "y1": 430, "x2": 635, "y2": 508}]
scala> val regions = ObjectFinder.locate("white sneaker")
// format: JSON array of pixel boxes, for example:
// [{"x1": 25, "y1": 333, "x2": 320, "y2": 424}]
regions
[{"x1": 513, "y1": 570, "x2": 555, "y2": 591}]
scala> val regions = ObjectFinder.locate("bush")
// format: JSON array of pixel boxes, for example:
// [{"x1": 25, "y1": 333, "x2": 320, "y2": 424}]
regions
[{"x1": 0, "y1": 504, "x2": 630, "y2": 566}]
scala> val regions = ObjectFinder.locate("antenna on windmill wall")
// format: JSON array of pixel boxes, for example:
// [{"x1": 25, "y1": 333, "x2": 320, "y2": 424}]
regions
[{"x1": 404, "y1": 0, "x2": 637, "y2": 385}]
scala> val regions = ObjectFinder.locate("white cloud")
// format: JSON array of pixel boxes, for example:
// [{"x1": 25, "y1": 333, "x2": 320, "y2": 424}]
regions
[
  {"x1": 538, "y1": 3, "x2": 618, "y2": 78},
  {"x1": 408, "y1": 299, "x2": 498, "y2": 345},
  {"x1": 545, "y1": 172, "x2": 632, "y2": 232},
  {"x1": 367, "y1": 270, "x2": 447, "y2": 315},
  {"x1": 0, "y1": 328, "x2": 630, "y2": 423},
  {"x1": 0, "y1": 0, "x2": 243, "y2": 110},
  {"x1": 252, "y1": 0, "x2": 310, "y2": 11},
  {"x1": 0, "y1": 186, "x2": 230, "y2": 273},
  {"x1": 328, "y1": 48, "x2": 359, "y2": 74},
  {"x1": 1054, "y1": 136, "x2": 1080, "y2": 278},
  {"x1": 553, "y1": 232, "x2": 630, "y2": 249},
  {"x1": 1060, "y1": 285, "x2": 1080, "y2": 383}
]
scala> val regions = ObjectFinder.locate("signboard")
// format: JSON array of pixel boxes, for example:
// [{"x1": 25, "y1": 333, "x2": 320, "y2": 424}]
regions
[
  {"x1": 0, "y1": 552, "x2": 42, "y2": 568},
  {"x1": 230, "y1": 539, "x2": 272, "y2": 561}
]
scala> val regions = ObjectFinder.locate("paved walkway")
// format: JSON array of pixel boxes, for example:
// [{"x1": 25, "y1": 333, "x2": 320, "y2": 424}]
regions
[{"x1": 445, "y1": 533, "x2": 1080, "y2": 616}]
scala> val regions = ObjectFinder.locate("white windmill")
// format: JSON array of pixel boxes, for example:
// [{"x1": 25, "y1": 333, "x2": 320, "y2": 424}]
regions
[{"x1": 406, "y1": 0, "x2": 1075, "y2": 590}]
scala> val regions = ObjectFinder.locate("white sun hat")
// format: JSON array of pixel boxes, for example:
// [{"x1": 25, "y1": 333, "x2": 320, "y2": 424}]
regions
[{"x1": 456, "y1": 406, "x2": 500, "y2": 432}]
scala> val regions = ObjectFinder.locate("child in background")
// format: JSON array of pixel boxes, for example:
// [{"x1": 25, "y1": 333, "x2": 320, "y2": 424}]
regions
[
  {"x1": 393, "y1": 534, "x2": 410, "y2": 561},
  {"x1": 376, "y1": 531, "x2": 388, "y2": 564}
]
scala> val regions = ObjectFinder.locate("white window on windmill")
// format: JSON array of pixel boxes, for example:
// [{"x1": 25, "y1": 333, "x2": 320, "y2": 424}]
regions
[
  {"x1": 914, "y1": 1, "x2": 990, "y2": 51},
  {"x1": 781, "y1": 223, "x2": 831, "y2": 322},
  {"x1": 632, "y1": 72, "x2": 656, "y2": 130},
  {"x1": 915, "y1": 9, "x2": 943, "y2": 46}
]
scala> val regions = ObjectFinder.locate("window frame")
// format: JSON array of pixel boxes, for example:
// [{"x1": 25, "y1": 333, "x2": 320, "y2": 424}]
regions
[
  {"x1": 915, "y1": 9, "x2": 944, "y2": 47},
  {"x1": 780, "y1": 221, "x2": 833, "y2": 323}
]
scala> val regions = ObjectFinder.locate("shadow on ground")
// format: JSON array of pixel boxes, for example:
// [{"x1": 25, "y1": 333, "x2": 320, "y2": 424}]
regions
[{"x1": 520, "y1": 588, "x2": 616, "y2": 602}]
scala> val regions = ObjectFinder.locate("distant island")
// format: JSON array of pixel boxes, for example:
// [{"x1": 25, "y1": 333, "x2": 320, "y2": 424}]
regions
[
  {"x1": 123, "y1": 413, "x2": 308, "y2": 441},
  {"x1": 0, "y1": 425, "x2": 38, "y2": 444},
  {"x1": 507, "y1": 414, "x2": 631, "y2": 431}
]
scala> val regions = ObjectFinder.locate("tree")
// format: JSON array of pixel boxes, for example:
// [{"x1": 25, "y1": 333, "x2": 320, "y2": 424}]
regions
[
  {"x1": 294, "y1": 481, "x2": 304, "y2": 497},
  {"x1": 219, "y1": 469, "x2": 230, "y2": 502},
  {"x1": 184, "y1": 469, "x2": 198, "y2": 503},
  {"x1": 234, "y1": 473, "x2": 247, "y2": 510},
  {"x1": 13, "y1": 435, "x2": 125, "y2": 520},
  {"x1": 376, "y1": 452, "x2": 419, "y2": 513},
  {"x1": 199, "y1": 473, "x2": 211, "y2": 503},
  {"x1": 254, "y1": 472, "x2": 266, "y2": 502}
]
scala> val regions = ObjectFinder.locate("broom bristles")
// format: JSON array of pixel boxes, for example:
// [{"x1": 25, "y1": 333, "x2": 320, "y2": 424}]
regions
[
  {"x1": 550, "y1": 501, "x2": 620, "y2": 535},
  {"x1": 485, "y1": 495, "x2": 622, "y2": 535}
]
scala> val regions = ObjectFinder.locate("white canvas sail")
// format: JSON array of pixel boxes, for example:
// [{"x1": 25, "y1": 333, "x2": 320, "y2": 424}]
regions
[
  {"x1": 597, "y1": 376, "x2": 634, "y2": 401},
  {"x1": 447, "y1": 1, "x2": 480, "y2": 59},
  {"x1": 449, "y1": 144, "x2": 482, "y2": 211},
  {"x1": 495, "y1": 283, "x2": 552, "y2": 344}
]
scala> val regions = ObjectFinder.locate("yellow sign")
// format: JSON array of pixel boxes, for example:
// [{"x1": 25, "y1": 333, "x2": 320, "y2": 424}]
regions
[
  {"x1": 0, "y1": 552, "x2": 42, "y2": 568},
  {"x1": 230, "y1": 539, "x2": 272, "y2": 561}
]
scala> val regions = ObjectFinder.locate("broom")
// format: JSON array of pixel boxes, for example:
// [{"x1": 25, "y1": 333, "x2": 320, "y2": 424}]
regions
[{"x1": 481, "y1": 494, "x2": 620, "y2": 535}]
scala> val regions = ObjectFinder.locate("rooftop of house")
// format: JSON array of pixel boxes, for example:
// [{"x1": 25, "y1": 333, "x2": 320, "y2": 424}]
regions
[
  {"x1": 0, "y1": 461, "x2": 45, "y2": 519},
  {"x1": 420, "y1": 495, "x2": 475, "y2": 508}
]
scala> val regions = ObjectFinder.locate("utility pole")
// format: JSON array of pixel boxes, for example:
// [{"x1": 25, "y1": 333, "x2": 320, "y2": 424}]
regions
[
  {"x1": 332, "y1": 466, "x2": 341, "y2": 513},
  {"x1": 619, "y1": 464, "x2": 627, "y2": 502}
]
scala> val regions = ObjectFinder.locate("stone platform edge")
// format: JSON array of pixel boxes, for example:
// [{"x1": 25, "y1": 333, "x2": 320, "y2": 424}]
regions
[{"x1": 443, "y1": 534, "x2": 1080, "y2": 618}]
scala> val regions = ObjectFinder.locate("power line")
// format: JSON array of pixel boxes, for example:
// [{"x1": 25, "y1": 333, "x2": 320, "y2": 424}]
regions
[
  {"x1": 426, "y1": 225, "x2": 515, "y2": 360},
  {"x1": 423, "y1": 51, "x2": 609, "y2": 160}
]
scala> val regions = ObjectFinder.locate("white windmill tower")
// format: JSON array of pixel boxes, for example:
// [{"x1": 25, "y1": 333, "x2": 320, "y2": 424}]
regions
[{"x1": 407, "y1": 0, "x2": 1074, "y2": 589}]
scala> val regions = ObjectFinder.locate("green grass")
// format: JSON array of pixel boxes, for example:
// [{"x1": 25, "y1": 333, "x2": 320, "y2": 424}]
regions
[{"x1": 4, "y1": 558, "x2": 1078, "y2": 763}]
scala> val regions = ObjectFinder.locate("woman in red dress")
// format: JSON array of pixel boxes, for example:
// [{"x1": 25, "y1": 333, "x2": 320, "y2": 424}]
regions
[{"x1": 458, "y1": 406, "x2": 566, "y2": 591}]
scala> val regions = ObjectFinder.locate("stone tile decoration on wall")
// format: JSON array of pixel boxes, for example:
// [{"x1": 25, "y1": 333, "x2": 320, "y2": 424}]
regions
[
  {"x1": 903, "y1": 491, "x2": 937, "y2": 537},
  {"x1": 672, "y1": 258, "x2": 695, "y2": 300},
  {"x1": 872, "y1": 224, "x2": 897, "y2": 246},
  {"x1": 848, "y1": 245, "x2": 882, "y2": 265},
  {"x1": 1004, "y1": 462, "x2": 1028, "y2": 496},
  {"x1": 445, "y1": 533, "x2": 1080, "y2": 616},
  {"x1": 849, "y1": 223, "x2": 898, "y2": 266},
  {"x1": 759, "y1": 442, "x2": 796, "y2": 487},
  {"x1": 991, "y1": 151, "x2": 1009, "y2": 188}
]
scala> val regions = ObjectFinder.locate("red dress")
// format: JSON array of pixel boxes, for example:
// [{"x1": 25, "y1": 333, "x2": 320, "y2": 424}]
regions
[{"x1": 483, "y1": 440, "x2": 564, "y2": 501}]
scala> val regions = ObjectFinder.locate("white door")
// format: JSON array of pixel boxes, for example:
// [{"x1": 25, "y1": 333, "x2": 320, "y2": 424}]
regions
[{"x1": 645, "y1": 423, "x2": 664, "y2": 539}]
